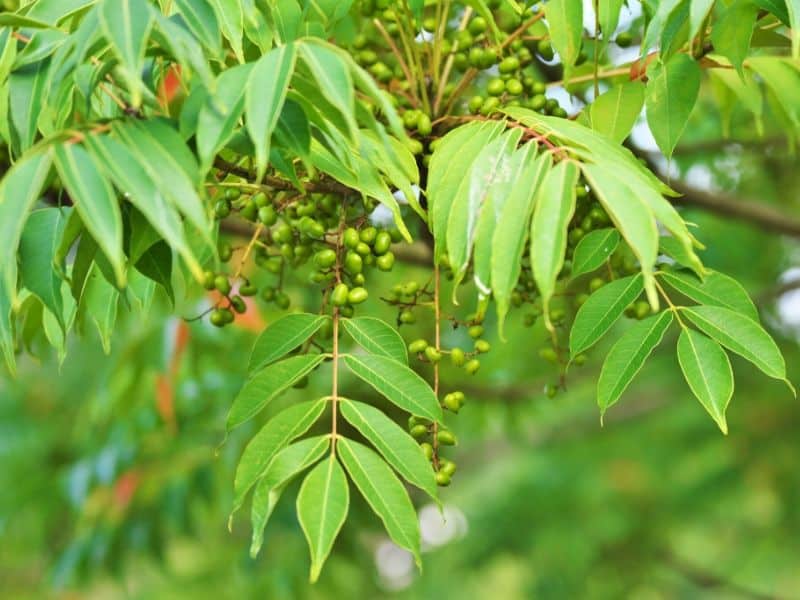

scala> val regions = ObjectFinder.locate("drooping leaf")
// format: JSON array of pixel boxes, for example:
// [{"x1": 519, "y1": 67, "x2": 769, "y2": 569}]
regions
[
  {"x1": 174, "y1": 0, "x2": 222, "y2": 56},
  {"x1": 337, "y1": 438, "x2": 421, "y2": 566},
  {"x1": 134, "y1": 240, "x2": 173, "y2": 303},
  {"x1": 597, "y1": 311, "x2": 673, "y2": 417},
  {"x1": 682, "y1": 306, "x2": 791, "y2": 387},
  {"x1": 209, "y1": 0, "x2": 244, "y2": 62},
  {"x1": 570, "y1": 273, "x2": 644, "y2": 358},
  {"x1": 571, "y1": 228, "x2": 621, "y2": 278},
  {"x1": 54, "y1": 143, "x2": 126, "y2": 286},
  {"x1": 492, "y1": 149, "x2": 550, "y2": 333},
  {"x1": 81, "y1": 263, "x2": 119, "y2": 354},
  {"x1": 589, "y1": 81, "x2": 645, "y2": 143},
  {"x1": 712, "y1": 0, "x2": 757, "y2": 74},
  {"x1": 689, "y1": 0, "x2": 715, "y2": 41},
  {"x1": 599, "y1": 0, "x2": 625, "y2": 44},
  {"x1": 531, "y1": 160, "x2": 579, "y2": 331},
  {"x1": 250, "y1": 435, "x2": 330, "y2": 557},
  {"x1": 297, "y1": 455, "x2": 349, "y2": 583},
  {"x1": 233, "y1": 398, "x2": 327, "y2": 511},
  {"x1": 660, "y1": 270, "x2": 758, "y2": 321},
  {"x1": 545, "y1": 0, "x2": 584, "y2": 69},
  {"x1": 342, "y1": 317, "x2": 407, "y2": 364},
  {"x1": 228, "y1": 354, "x2": 326, "y2": 430},
  {"x1": 677, "y1": 328, "x2": 734, "y2": 434},
  {"x1": 645, "y1": 53, "x2": 702, "y2": 159},
  {"x1": 248, "y1": 313, "x2": 328, "y2": 375},
  {"x1": 8, "y1": 59, "x2": 49, "y2": 153},
  {"x1": 98, "y1": 0, "x2": 154, "y2": 107},
  {"x1": 340, "y1": 399, "x2": 437, "y2": 500},
  {"x1": 343, "y1": 354, "x2": 442, "y2": 422},
  {"x1": 246, "y1": 43, "x2": 297, "y2": 181}
]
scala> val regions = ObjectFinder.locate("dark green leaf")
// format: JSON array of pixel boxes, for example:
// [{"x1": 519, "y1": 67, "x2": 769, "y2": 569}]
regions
[
  {"x1": 572, "y1": 229, "x2": 621, "y2": 278},
  {"x1": 248, "y1": 314, "x2": 328, "y2": 376},
  {"x1": 174, "y1": 0, "x2": 221, "y2": 56},
  {"x1": 712, "y1": 1, "x2": 757, "y2": 74}
]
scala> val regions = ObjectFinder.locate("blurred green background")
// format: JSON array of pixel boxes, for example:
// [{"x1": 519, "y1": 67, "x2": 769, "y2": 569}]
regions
[{"x1": 3, "y1": 83, "x2": 800, "y2": 600}]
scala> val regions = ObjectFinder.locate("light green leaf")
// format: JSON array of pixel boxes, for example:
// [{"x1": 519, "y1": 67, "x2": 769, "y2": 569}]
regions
[
  {"x1": 234, "y1": 398, "x2": 327, "y2": 511},
  {"x1": 0, "y1": 13, "x2": 55, "y2": 28},
  {"x1": 690, "y1": 0, "x2": 715, "y2": 41},
  {"x1": 570, "y1": 273, "x2": 644, "y2": 358},
  {"x1": 581, "y1": 163, "x2": 659, "y2": 308},
  {"x1": 197, "y1": 63, "x2": 253, "y2": 173},
  {"x1": 660, "y1": 270, "x2": 758, "y2": 321},
  {"x1": 0, "y1": 149, "x2": 53, "y2": 308},
  {"x1": 642, "y1": 0, "x2": 686, "y2": 56},
  {"x1": 83, "y1": 134, "x2": 203, "y2": 281},
  {"x1": 427, "y1": 120, "x2": 506, "y2": 261},
  {"x1": 8, "y1": 59, "x2": 49, "y2": 153},
  {"x1": 228, "y1": 354, "x2": 325, "y2": 430},
  {"x1": 340, "y1": 399, "x2": 437, "y2": 500},
  {"x1": 659, "y1": 235, "x2": 705, "y2": 278},
  {"x1": 343, "y1": 354, "x2": 442, "y2": 422},
  {"x1": 682, "y1": 306, "x2": 790, "y2": 387},
  {"x1": 250, "y1": 435, "x2": 330, "y2": 558},
  {"x1": 174, "y1": 0, "x2": 222, "y2": 56},
  {"x1": 492, "y1": 149, "x2": 550, "y2": 334},
  {"x1": 269, "y1": 0, "x2": 302, "y2": 42},
  {"x1": 531, "y1": 160, "x2": 579, "y2": 332},
  {"x1": 297, "y1": 455, "x2": 349, "y2": 583},
  {"x1": 712, "y1": 1, "x2": 757, "y2": 74},
  {"x1": 342, "y1": 317, "x2": 407, "y2": 364},
  {"x1": 709, "y1": 69, "x2": 763, "y2": 136},
  {"x1": 787, "y1": 0, "x2": 800, "y2": 57},
  {"x1": 246, "y1": 43, "x2": 297, "y2": 182},
  {"x1": 747, "y1": 57, "x2": 800, "y2": 129},
  {"x1": 18, "y1": 208, "x2": 69, "y2": 331},
  {"x1": 677, "y1": 328, "x2": 734, "y2": 434},
  {"x1": 248, "y1": 313, "x2": 328, "y2": 375},
  {"x1": 209, "y1": 0, "x2": 244, "y2": 62},
  {"x1": 0, "y1": 278, "x2": 14, "y2": 374},
  {"x1": 645, "y1": 53, "x2": 701, "y2": 159},
  {"x1": 589, "y1": 81, "x2": 645, "y2": 143},
  {"x1": 597, "y1": 311, "x2": 673, "y2": 417},
  {"x1": 572, "y1": 228, "x2": 621, "y2": 278},
  {"x1": 599, "y1": 0, "x2": 625, "y2": 43},
  {"x1": 99, "y1": 0, "x2": 154, "y2": 108},
  {"x1": 82, "y1": 263, "x2": 119, "y2": 354},
  {"x1": 338, "y1": 438, "x2": 421, "y2": 566},
  {"x1": 54, "y1": 144, "x2": 126, "y2": 287},
  {"x1": 545, "y1": 0, "x2": 583, "y2": 68}
]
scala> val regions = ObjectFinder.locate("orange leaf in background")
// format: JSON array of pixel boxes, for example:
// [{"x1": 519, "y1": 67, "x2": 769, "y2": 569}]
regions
[
  {"x1": 113, "y1": 470, "x2": 141, "y2": 508},
  {"x1": 158, "y1": 64, "x2": 183, "y2": 109},
  {"x1": 155, "y1": 374, "x2": 177, "y2": 433}
]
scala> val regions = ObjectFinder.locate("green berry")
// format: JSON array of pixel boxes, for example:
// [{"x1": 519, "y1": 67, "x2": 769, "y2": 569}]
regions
[
  {"x1": 410, "y1": 424, "x2": 429, "y2": 439},
  {"x1": 344, "y1": 227, "x2": 360, "y2": 249},
  {"x1": 373, "y1": 231, "x2": 392, "y2": 255},
  {"x1": 468, "y1": 16, "x2": 487, "y2": 35},
  {"x1": 230, "y1": 295, "x2": 247, "y2": 314},
  {"x1": 437, "y1": 430, "x2": 457, "y2": 446},
  {"x1": 589, "y1": 277, "x2": 606, "y2": 292},
  {"x1": 440, "y1": 459, "x2": 457, "y2": 476},
  {"x1": 240, "y1": 283, "x2": 257, "y2": 296},
  {"x1": 468, "y1": 325, "x2": 484, "y2": 339},
  {"x1": 464, "y1": 358, "x2": 480, "y2": 374},
  {"x1": 275, "y1": 292, "x2": 291, "y2": 309},
  {"x1": 420, "y1": 442, "x2": 434, "y2": 460},
  {"x1": 214, "y1": 275, "x2": 231, "y2": 295},
  {"x1": 210, "y1": 309, "x2": 227, "y2": 327},
  {"x1": 408, "y1": 339, "x2": 428, "y2": 354},
  {"x1": 344, "y1": 251, "x2": 363, "y2": 274},
  {"x1": 487, "y1": 78, "x2": 505, "y2": 97},
  {"x1": 399, "y1": 310, "x2": 416, "y2": 324},
  {"x1": 348, "y1": 287, "x2": 369, "y2": 304},
  {"x1": 202, "y1": 270, "x2": 216, "y2": 290},
  {"x1": 443, "y1": 393, "x2": 460, "y2": 413},
  {"x1": 539, "y1": 347, "x2": 558, "y2": 363},
  {"x1": 616, "y1": 31, "x2": 633, "y2": 47},
  {"x1": 450, "y1": 347, "x2": 466, "y2": 366},
  {"x1": 474, "y1": 339, "x2": 491, "y2": 353},
  {"x1": 376, "y1": 252, "x2": 395, "y2": 271},
  {"x1": 331, "y1": 282, "x2": 349, "y2": 307},
  {"x1": 314, "y1": 249, "x2": 337, "y2": 269},
  {"x1": 424, "y1": 346, "x2": 442, "y2": 362}
]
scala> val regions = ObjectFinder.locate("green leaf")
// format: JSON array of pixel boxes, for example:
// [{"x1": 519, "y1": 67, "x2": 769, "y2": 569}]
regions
[
  {"x1": 599, "y1": 0, "x2": 625, "y2": 43},
  {"x1": 709, "y1": 69, "x2": 763, "y2": 136},
  {"x1": 250, "y1": 435, "x2": 330, "y2": 558},
  {"x1": 246, "y1": 43, "x2": 297, "y2": 182},
  {"x1": 682, "y1": 306, "x2": 790, "y2": 387},
  {"x1": 234, "y1": 398, "x2": 327, "y2": 511},
  {"x1": 570, "y1": 273, "x2": 644, "y2": 358},
  {"x1": 343, "y1": 354, "x2": 442, "y2": 422},
  {"x1": 531, "y1": 160, "x2": 579, "y2": 332},
  {"x1": 545, "y1": 0, "x2": 583, "y2": 68},
  {"x1": 581, "y1": 163, "x2": 659, "y2": 308},
  {"x1": 209, "y1": 0, "x2": 244, "y2": 62},
  {"x1": 269, "y1": 0, "x2": 302, "y2": 42},
  {"x1": 747, "y1": 57, "x2": 800, "y2": 129},
  {"x1": 340, "y1": 399, "x2": 437, "y2": 500},
  {"x1": 98, "y1": 0, "x2": 154, "y2": 108},
  {"x1": 0, "y1": 13, "x2": 55, "y2": 28},
  {"x1": 677, "y1": 328, "x2": 734, "y2": 434},
  {"x1": 297, "y1": 454, "x2": 349, "y2": 583},
  {"x1": 571, "y1": 228, "x2": 621, "y2": 278},
  {"x1": 54, "y1": 143, "x2": 126, "y2": 286},
  {"x1": 645, "y1": 53, "x2": 701, "y2": 159},
  {"x1": 659, "y1": 270, "x2": 758, "y2": 321},
  {"x1": 787, "y1": 0, "x2": 800, "y2": 57},
  {"x1": 174, "y1": 0, "x2": 222, "y2": 56},
  {"x1": 659, "y1": 235, "x2": 705, "y2": 277},
  {"x1": 8, "y1": 59, "x2": 49, "y2": 153},
  {"x1": 492, "y1": 149, "x2": 550, "y2": 334},
  {"x1": 342, "y1": 317, "x2": 408, "y2": 365},
  {"x1": 427, "y1": 120, "x2": 506, "y2": 261},
  {"x1": 589, "y1": 81, "x2": 645, "y2": 143},
  {"x1": 0, "y1": 278, "x2": 15, "y2": 374},
  {"x1": 228, "y1": 354, "x2": 326, "y2": 430},
  {"x1": 337, "y1": 438, "x2": 421, "y2": 566},
  {"x1": 112, "y1": 120, "x2": 211, "y2": 242},
  {"x1": 197, "y1": 63, "x2": 253, "y2": 173},
  {"x1": 18, "y1": 208, "x2": 69, "y2": 331},
  {"x1": 447, "y1": 129, "x2": 523, "y2": 286},
  {"x1": 248, "y1": 313, "x2": 328, "y2": 376},
  {"x1": 134, "y1": 241, "x2": 173, "y2": 304},
  {"x1": 712, "y1": 1, "x2": 757, "y2": 74},
  {"x1": 597, "y1": 311, "x2": 673, "y2": 417},
  {"x1": 82, "y1": 263, "x2": 120, "y2": 354},
  {"x1": 0, "y1": 149, "x2": 53, "y2": 308},
  {"x1": 642, "y1": 0, "x2": 687, "y2": 56},
  {"x1": 689, "y1": 0, "x2": 715, "y2": 41},
  {"x1": 83, "y1": 134, "x2": 203, "y2": 281}
]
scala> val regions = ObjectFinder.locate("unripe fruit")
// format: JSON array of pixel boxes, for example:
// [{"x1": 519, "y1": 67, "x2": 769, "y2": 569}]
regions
[
  {"x1": 487, "y1": 78, "x2": 505, "y2": 97},
  {"x1": 589, "y1": 277, "x2": 606, "y2": 292},
  {"x1": 574, "y1": 354, "x2": 588, "y2": 366},
  {"x1": 498, "y1": 56, "x2": 520, "y2": 73},
  {"x1": 376, "y1": 252, "x2": 395, "y2": 271},
  {"x1": 443, "y1": 393, "x2": 460, "y2": 413},
  {"x1": 355, "y1": 241, "x2": 371, "y2": 256},
  {"x1": 450, "y1": 347, "x2": 465, "y2": 366},
  {"x1": 314, "y1": 249, "x2": 337, "y2": 269},
  {"x1": 202, "y1": 270, "x2": 216, "y2": 290},
  {"x1": 410, "y1": 424, "x2": 429, "y2": 439},
  {"x1": 440, "y1": 459, "x2": 457, "y2": 476},
  {"x1": 474, "y1": 339, "x2": 491, "y2": 353},
  {"x1": 399, "y1": 310, "x2": 416, "y2": 324},
  {"x1": 214, "y1": 199, "x2": 231, "y2": 218},
  {"x1": 348, "y1": 286, "x2": 369, "y2": 304},
  {"x1": 343, "y1": 227, "x2": 360, "y2": 249},
  {"x1": 258, "y1": 205, "x2": 278, "y2": 226},
  {"x1": 417, "y1": 113, "x2": 432, "y2": 136},
  {"x1": 224, "y1": 187, "x2": 241, "y2": 200},
  {"x1": 424, "y1": 346, "x2": 442, "y2": 362},
  {"x1": 218, "y1": 242, "x2": 233, "y2": 262},
  {"x1": 545, "y1": 383, "x2": 558, "y2": 398},
  {"x1": 273, "y1": 222, "x2": 293, "y2": 243},
  {"x1": 539, "y1": 347, "x2": 558, "y2": 363},
  {"x1": 435, "y1": 471, "x2": 451, "y2": 486},
  {"x1": 468, "y1": 325, "x2": 484, "y2": 339},
  {"x1": 468, "y1": 16, "x2": 487, "y2": 35},
  {"x1": 240, "y1": 283, "x2": 257, "y2": 296},
  {"x1": 340, "y1": 305, "x2": 355, "y2": 317},
  {"x1": 331, "y1": 283, "x2": 349, "y2": 307},
  {"x1": 537, "y1": 39, "x2": 554, "y2": 60},
  {"x1": 275, "y1": 292, "x2": 291, "y2": 309},
  {"x1": 360, "y1": 227, "x2": 377, "y2": 245},
  {"x1": 616, "y1": 31, "x2": 633, "y2": 47},
  {"x1": 408, "y1": 339, "x2": 428, "y2": 354},
  {"x1": 230, "y1": 295, "x2": 247, "y2": 314},
  {"x1": 210, "y1": 309, "x2": 227, "y2": 327},
  {"x1": 402, "y1": 281, "x2": 419, "y2": 295},
  {"x1": 240, "y1": 201, "x2": 258, "y2": 222},
  {"x1": 464, "y1": 358, "x2": 481, "y2": 374},
  {"x1": 468, "y1": 95, "x2": 484, "y2": 114},
  {"x1": 420, "y1": 442, "x2": 434, "y2": 460},
  {"x1": 344, "y1": 251, "x2": 363, "y2": 274},
  {"x1": 437, "y1": 430, "x2": 457, "y2": 446},
  {"x1": 261, "y1": 287, "x2": 275, "y2": 301},
  {"x1": 373, "y1": 231, "x2": 392, "y2": 255},
  {"x1": 506, "y1": 78, "x2": 523, "y2": 96},
  {"x1": 529, "y1": 94, "x2": 547, "y2": 111},
  {"x1": 215, "y1": 275, "x2": 231, "y2": 295},
  {"x1": 635, "y1": 300, "x2": 651, "y2": 320},
  {"x1": 353, "y1": 273, "x2": 366, "y2": 286}
]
